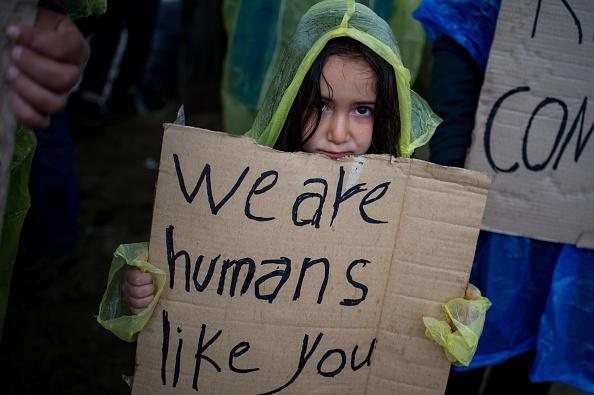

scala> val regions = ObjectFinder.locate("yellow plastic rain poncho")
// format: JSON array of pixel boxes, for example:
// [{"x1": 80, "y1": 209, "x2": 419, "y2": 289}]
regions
[
  {"x1": 222, "y1": 0, "x2": 429, "y2": 135},
  {"x1": 98, "y1": 0, "x2": 489, "y2": 366},
  {"x1": 244, "y1": 0, "x2": 440, "y2": 158}
]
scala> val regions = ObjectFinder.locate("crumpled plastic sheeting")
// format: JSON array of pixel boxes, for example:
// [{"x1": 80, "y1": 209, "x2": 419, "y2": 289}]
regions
[
  {"x1": 413, "y1": 0, "x2": 501, "y2": 70},
  {"x1": 531, "y1": 245, "x2": 594, "y2": 392},
  {"x1": 64, "y1": 0, "x2": 106, "y2": 20},
  {"x1": 245, "y1": 0, "x2": 440, "y2": 158},
  {"x1": 0, "y1": 127, "x2": 36, "y2": 339},
  {"x1": 97, "y1": 243, "x2": 166, "y2": 342},
  {"x1": 222, "y1": 0, "x2": 319, "y2": 134},
  {"x1": 457, "y1": 231, "x2": 594, "y2": 393},
  {"x1": 423, "y1": 284, "x2": 492, "y2": 366}
]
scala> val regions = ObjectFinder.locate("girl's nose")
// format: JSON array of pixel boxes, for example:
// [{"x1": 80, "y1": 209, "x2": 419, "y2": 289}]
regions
[{"x1": 327, "y1": 113, "x2": 349, "y2": 144}]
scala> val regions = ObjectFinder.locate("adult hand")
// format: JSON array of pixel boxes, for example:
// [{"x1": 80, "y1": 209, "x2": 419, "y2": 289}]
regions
[{"x1": 4, "y1": 7, "x2": 90, "y2": 129}]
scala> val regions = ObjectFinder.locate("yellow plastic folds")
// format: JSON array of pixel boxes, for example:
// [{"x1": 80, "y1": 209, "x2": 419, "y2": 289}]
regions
[
  {"x1": 245, "y1": 0, "x2": 441, "y2": 157},
  {"x1": 96, "y1": 243, "x2": 165, "y2": 342},
  {"x1": 423, "y1": 284, "x2": 492, "y2": 366}
]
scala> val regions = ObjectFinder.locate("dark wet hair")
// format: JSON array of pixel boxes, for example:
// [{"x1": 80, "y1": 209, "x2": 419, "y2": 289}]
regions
[{"x1": 274, "y1": 36, "x2": 400, "y2": 156}]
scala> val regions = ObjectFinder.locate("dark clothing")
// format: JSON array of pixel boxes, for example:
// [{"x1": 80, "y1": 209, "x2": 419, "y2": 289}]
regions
[{"x1": 427, "y1": 36, "x2": 483, "y2": 167}]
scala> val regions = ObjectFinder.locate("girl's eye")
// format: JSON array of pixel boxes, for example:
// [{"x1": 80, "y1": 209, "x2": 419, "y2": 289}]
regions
[
  {"x1": 355, "y1": 106, "x2": 373, "y2": 116},
  {"x1": 319, "y1": 102, "x2": 330, "y2": 112}
]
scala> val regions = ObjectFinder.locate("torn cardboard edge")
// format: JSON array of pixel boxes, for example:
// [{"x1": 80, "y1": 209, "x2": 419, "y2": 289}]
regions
[{"x1": 162, "y1": 123, "x2": 492, "y2": 189}]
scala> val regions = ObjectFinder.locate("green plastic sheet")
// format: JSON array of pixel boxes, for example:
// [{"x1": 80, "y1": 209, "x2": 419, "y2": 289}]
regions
[
  {"x1": 64, "y1": 0, "x2": 107, "y2": 20},
  {"x1": 0, "y1": 127, "x2": 36, "y2": 339}
]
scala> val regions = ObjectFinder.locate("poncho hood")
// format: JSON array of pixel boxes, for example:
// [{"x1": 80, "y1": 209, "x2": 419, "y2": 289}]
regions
[{"x1": 246, "y1": 0, "x2": 440, "y2": 158}]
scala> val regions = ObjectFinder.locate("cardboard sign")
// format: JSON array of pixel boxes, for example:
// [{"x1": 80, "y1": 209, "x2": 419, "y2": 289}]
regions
[
  {"x1": 466, "y1": 0, "x2": 594, "y2": 248},
  {"x1": 133, "y1": 125, "x2": 490, "y2": 395},
  {"x1": 0, "y1": 0, "x2": 36, "y2": 236}
]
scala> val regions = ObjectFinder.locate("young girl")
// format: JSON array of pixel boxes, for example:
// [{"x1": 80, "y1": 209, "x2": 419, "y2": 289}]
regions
[{"x1": 110, "y1": 0, "x2": 487, "y2": 365}]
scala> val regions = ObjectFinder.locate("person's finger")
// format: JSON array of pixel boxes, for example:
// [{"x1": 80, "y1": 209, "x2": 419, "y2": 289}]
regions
[
  {"x1": 11, "y1": 45, "x2": 81, "y2": 92},
  {"x1": 9, "y1": 91, "x2": 50, "y2": 129},
  {"x1": 127, "y1": 283, "x2": 155, "y2": 299},
  {"x1": 127, "y1": 295, "x2": 154, "y2": 311},
  {"x1": 7, "y1": 21, "x2": 89, "y2": 66},
  {"x1": 6, "y1": 64, "x2": 68, "y2": 114},
  {"x1": 465, "y1": 284, "x2": 482, "y2": 300},
  {"x1": 124, "y1": 268, "x2": 153, "y2": 286}
]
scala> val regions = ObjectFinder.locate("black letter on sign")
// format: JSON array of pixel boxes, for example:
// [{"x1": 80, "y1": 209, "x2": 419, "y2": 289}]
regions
[
  {"x1": 255, "y1": 258, "x2": 292, "y2": 303},
  {"x1": 292, "y1": 178, "x2": 328, "y2": 228},
  {"x1": 531, "y1": 0, "x2": 582, "y2": 43},
  {"x1": 359, "y1": 183, "x2": 390, "y2": 224},
  {"x1": 173, "y1": 327, "x2": 183, "y2": 387},
  {"x1": 317, "y1": 349, "x2": 347, "y2": 378},
  {"x1": 173, "y1": 154, "x2": 249, "y2": 214},
  {"x1": 531, "y1": 0, "x2": 543, "y2": 39},
  {"x1": 192, "y1": 324, "x2": 222, "y2": 391},
  {"x1": 229, "y1": 342, "x2": 260, "y2": 374},
  {"x1": 340, "y1": 259, "x2": 370, "y2": 307},
  {"x1": 331, "y1": 166, "x2": 367, "y2": 227},
  {"x1": 218, "y1": 258, "x2": 256, "y2": 297},
  {"x1": 351, "y1": 338, "x2": 377, "y2": 371},
  {"x1": 161, "y1": 309, "x2": 170, "y2": 385},
  {"x1": 484, "y1": 87, "x2": 530, "y2": 173},
  {"x1": 293, "y1": 258, "x2": 330, "y2": 304},
  {"x1": 554, "y1": 97, "x2": 593, "y2": 169},
  {"x1": 245, "y1": 170, "x2": 278, "y2": 221},
  {"x1": 259, "y1": 332, "x2": 324, "y2": 395},
  {"x1": 522, "y1": 97, "x2": 567, "y2": 172},
  {"x1": 166, "y1": 225, "x2": 191, "y2": 291},
  {"x1": 193, "y1": 254, "x2": 219, "y2": 292}
]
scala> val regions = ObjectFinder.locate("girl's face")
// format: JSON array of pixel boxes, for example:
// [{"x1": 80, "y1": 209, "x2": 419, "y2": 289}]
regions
[{"x1": 302, "y1": 55, "x2": 376, "y2": 159}]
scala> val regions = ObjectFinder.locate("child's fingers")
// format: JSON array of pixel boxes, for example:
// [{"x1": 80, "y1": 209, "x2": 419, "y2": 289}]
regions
[
  {"x1": 11, "y1": 45, "x2": 81, "y2": 92},
  {"x1": 464, "y1": 284, "x2": 482, "y2": 300},
  {"x1": 9, "y1": 91, "x2": 50, "y2": 129},
  {"x1": 125, "y1": 283, "x2": 154, "y2": 299},
  {"x1": 124, "y1": 267, "x2": 153, "y2": 286},
  {"x1": 5, "y1": 63, "x2": 68, "y2": 115},
  {"x1": 127, "y1": 294, "x2": 154, "y2": 309},
  {"x1": 126, "y1": 295, "x2": 154, "y2": 314}
]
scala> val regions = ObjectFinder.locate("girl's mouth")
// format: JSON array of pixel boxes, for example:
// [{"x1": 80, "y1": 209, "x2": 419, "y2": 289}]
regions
[{"x1": 321, "y1": 151, "x2": 350, "y2": 159}]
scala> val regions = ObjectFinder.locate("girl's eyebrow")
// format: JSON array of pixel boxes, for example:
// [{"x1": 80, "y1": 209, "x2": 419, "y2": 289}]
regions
[{"x1": 320, "y1": 95, "x2": 376, "y2": 105}]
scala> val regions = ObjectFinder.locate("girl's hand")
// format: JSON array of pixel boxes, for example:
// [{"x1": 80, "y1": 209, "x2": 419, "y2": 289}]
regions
[
  {"x1": 423, "y1": 284, "x2": 492, "y2": 366},
  {"x1": 464, "y1": 284, "x2": 482, "y2": 300},
  {"x1": 122, "y1": 267, "x2": 155, "y2": 315},
  {"x1": 5, "y1": 8, "x2": 89, "y2": 129}
]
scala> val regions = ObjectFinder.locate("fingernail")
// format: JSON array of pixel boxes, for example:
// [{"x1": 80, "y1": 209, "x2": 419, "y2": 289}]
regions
[
  {"x1": 6, "y1": 65, "x2": 19, "y2": 81},
  {"x1": 6, "y1": 25, "x2": 20, "y2": 40},
  {"x1": 12, "y1": 46, "x2": 22, "y2": 61}
]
